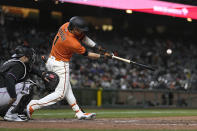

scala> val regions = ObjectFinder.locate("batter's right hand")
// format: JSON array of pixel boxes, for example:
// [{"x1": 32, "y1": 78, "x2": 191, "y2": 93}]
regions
[{"x1": 95, "y1": 45, "x2": 106, "y2": 53}]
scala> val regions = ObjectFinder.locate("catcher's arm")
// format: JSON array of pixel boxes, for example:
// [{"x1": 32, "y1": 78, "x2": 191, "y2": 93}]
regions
[
  {"x1": 41, "y1": 72, "x2": 50, "y2": 82},
  {"x1": 40, "y1": 56, "x2": 60, "y2": 91},
  {"x1": 41, "y1": 55, "x2": 48, "y2": 63}
]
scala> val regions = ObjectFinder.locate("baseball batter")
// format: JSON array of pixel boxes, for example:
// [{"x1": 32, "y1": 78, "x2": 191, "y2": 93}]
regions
[{"x1": 27, "y1": 16, "x2": 111, "y2": 120}]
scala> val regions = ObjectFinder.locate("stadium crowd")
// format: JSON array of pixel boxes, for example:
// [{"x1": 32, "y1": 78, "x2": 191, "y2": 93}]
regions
[{"x1": 0, "y1": 15, "x2": 197, "y2": 91}]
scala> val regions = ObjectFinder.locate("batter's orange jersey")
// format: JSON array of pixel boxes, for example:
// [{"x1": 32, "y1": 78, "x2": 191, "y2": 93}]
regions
[{"x1": 50, "y1": 22, "x2": 86, "y2": 62}]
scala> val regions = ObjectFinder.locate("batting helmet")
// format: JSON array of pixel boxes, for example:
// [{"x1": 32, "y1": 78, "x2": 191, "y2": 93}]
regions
[
  {"x1": 68, "y1": 16, "x2": 89, "y2": 32},
  {"x1": 12, "y1": 45, "x2": 36, "y2": 65}
]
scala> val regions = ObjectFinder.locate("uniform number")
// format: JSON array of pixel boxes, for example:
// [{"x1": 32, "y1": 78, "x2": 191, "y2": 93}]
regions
[{"x1": 53, "y1": 36, "x2": 59, "y2": 46}]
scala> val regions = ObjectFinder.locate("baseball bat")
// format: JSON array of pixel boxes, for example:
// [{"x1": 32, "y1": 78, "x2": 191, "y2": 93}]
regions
[{"x1": 112, "y1": 55, "x2": 155, "y2": 71}]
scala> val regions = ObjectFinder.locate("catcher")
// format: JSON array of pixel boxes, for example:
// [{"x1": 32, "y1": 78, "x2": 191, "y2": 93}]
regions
[{"x1": 0, "y1": 45, "x2": 59, "y2": 122}]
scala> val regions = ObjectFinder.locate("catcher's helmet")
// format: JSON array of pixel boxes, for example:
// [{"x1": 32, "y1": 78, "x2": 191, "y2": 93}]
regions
[
  {"x1": 68, "y1": 16, "x2": 89, "y2": 32},
  {"x1": 12, "y1": 45, "x2": 36, "y2": 65}
]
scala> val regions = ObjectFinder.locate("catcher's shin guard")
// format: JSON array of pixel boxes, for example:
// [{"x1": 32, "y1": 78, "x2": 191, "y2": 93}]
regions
[
  {"x1": 0, "y1": 104, "x2": 10, "y2": 117},
  {"x1": 11, "y1": 86, "x2": 34, "y2": 114}
]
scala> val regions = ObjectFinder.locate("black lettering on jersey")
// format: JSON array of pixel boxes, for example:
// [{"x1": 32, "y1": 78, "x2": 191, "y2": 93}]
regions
[{"x1": 58, "y1": 28, "x2": 66, "y2": 41}]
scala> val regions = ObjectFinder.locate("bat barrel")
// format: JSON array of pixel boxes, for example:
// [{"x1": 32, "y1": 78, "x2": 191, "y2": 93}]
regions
[
  {"x1": 130, "y1": 61, "x2": 155, "y2": 71},
  {"x1": 112, "y1": 55, "x2": 155, "y2": 71}
]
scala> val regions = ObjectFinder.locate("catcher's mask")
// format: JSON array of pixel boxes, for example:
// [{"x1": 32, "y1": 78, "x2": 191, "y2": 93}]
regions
[{"x1": 12, "y1": 45, "x2": 36, "y2": 68}]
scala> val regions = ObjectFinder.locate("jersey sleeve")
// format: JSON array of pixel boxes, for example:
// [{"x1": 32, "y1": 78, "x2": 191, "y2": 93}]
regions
[
  {"x1": 4, "y1": 63, "x2": 25, "y2": 98},
  {"x1": 69, "y1": 38, "x2": 86, "y2": 55},
  {"x1": 74, "y1": 45, "x2": 86, "y2": 55}
]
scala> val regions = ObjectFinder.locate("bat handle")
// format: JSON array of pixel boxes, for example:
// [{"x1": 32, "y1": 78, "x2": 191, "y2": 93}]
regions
[{"x1": 112, "y1": 55, "x2": 130, "y2": 63}]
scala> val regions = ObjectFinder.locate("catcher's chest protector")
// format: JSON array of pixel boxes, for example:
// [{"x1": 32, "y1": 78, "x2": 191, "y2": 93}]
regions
[{"x1": 0, "y1": 59, "x2": 27, "y2": 82}]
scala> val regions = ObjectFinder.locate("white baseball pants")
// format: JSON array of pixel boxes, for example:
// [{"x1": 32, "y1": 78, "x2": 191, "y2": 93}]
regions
[{"x1": 28, "y1": 56, "x2": 80, "y2": 112}]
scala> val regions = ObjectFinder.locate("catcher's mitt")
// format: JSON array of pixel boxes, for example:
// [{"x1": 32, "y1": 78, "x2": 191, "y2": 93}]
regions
[{"x1": 42, "y1": 71, "x2": 59, "y2": 92}]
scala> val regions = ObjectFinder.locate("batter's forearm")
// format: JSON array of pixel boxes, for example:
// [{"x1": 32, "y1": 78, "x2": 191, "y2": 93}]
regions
[
  {"x1": 87, "y1": 52, "x2": 112, "y2": 59},
  {"x1": 87, "y1": 52, "x2": 100, "y2": 59}
]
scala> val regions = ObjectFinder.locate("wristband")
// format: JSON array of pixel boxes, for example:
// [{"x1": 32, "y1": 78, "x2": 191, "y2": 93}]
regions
[{"x1": 100, "y1": 54, "x2": 105, "y2": 58}]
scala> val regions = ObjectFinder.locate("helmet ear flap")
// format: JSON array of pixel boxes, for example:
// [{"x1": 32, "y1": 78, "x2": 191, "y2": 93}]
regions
[{"x1": 68, "y1": 22, "x2": 74, "y2": 31}]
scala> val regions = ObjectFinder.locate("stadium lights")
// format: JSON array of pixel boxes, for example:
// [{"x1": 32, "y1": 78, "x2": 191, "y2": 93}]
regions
[
  {"x1": 55, "y1": 0, "x2": 59, "y2": 4},
  {"x1": 102, "y1": 25, "x2": 113, "y2": 31},
  {"x1": 108, "y1": 25, "x2": 113, "y2": 31},
  {"x1": 187, "y1": 18, "x2": 192, "y2": 22},
  {"x1": 126, "y1": 9, "x2": 132, "y2": 14},
  {"x1": 95, "y1": 26, "x2": 99, "y2": 30},
  {"x1": 102, "y1": 25, "x2": 108, "y2": 31}
]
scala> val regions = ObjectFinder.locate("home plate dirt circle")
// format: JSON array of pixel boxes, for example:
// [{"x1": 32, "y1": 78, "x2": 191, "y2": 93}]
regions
[{"x1": 1, "y1": 117, "x2": 197, "y2": 130}]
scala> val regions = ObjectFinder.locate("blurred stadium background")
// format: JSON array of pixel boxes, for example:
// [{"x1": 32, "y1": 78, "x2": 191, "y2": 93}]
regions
[{"x1": 0, "y1": 0, "x2": 197, "y2": 109}]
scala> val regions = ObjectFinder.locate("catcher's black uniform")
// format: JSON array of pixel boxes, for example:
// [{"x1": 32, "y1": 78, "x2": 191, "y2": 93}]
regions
[
  {"x1": 0, "y1": 46, "x2": 40, "y2": 98},
  {"x1": 0, "y1": 45, "x2": 42, "y2": 117},
  {"x1": 0, "y1": 45, "x2": 59, "y2": 119},
  {"x1": 0, "y1": 59, "x2": 43, "y2": 98}
]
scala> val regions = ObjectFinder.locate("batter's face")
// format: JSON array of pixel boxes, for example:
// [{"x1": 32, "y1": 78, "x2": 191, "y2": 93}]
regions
[{"x1": 72, "y1": 28, "x2": 83, "y2": 36}]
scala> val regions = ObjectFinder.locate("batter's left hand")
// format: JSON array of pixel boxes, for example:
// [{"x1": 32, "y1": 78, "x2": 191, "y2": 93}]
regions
[{"x1": 100, "y1": 52, "x2": 112, "y2": 59}]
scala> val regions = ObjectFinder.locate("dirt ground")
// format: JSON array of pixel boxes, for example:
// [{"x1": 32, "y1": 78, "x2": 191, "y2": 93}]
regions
[{"x1": 1, "y1": 116, "x2": 197, "y2": 130}]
